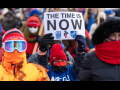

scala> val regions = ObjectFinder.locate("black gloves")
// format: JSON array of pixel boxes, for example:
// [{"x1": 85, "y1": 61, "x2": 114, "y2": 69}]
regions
[
  {"x1": 75, "y1": 35, "x2": 86, "y2": 52},
  {"x1": 37, "y1": 33, "x2": 54, "y2": 52},
  {"x1": 26, "y1": 53, "x2": 31, "y2": 59}
]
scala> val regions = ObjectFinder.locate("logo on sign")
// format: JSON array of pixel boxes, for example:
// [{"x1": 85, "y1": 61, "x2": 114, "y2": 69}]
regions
[
  {"x1": 55, "y1": 31, "x2": 61, "y2": 39},
  {"x1": 70, "y1": 31, "x2": 77, "y2": 38},
  {"x1": 64, "y1": 31, "x2": 68, "y2": 38}
]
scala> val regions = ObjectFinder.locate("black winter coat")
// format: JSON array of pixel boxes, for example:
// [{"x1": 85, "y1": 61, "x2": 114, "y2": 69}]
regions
[{"x1": 77, "y1": 51, "x2": 120, "y2": 81}]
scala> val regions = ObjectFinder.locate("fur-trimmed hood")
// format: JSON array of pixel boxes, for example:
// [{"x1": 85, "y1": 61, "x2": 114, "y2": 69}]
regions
[{"x1": 92, "y1": 17, "x2": 120, "y2": 45}]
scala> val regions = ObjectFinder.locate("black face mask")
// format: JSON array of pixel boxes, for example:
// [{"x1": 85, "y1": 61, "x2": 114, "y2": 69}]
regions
[
  {"x1": 100, "y1": 18, "x2": 105, "y2": 24},
  {"x1": 51, "y1": 65, "x2": 68, "y2": 72},
  {"x1": 88, "y1": 12, "x2": 93, "y2": 19}
]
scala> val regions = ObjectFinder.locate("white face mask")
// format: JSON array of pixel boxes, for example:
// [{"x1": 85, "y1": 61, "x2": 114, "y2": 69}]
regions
[
  {"x1": 109, "y1": 15, "x2": 114, "y2": 17},
  {"x1": 16, "y1": 13, "x2": 21, "y2": 18},
  {"x1": 29, "y1": 27, "x2": 38, "y2": 33}
]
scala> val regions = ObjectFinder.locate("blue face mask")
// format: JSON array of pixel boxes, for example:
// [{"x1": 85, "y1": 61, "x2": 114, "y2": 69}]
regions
[
  {"x1": 25, "y1": 13, "x2": 30, "y2": 18},
  {"x1": 5, "y1": 16, "x2": 13, "y2": 21},
  {"x1": 7, "y1": 17, "x2": 12, "y2": 20}
]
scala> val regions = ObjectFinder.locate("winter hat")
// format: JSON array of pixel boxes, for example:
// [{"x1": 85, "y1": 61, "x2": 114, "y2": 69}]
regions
[
  {"x1": 2, "y1": 8, "x2": 9, "y2": 15},
  {"x1": 27, "y1": 16, "x2": 41, "y2": 27},
  {"x1": 14, "y1": 9, "x2": 20, "y2": 14},
  {"x1": 105, "y1": 10, "x2": 115, "y2": 15},
  {"x1": 50, "y1": 44, "x2": 67, "y2": 63},
  {"x1": 92, "y1": 17, "x2": 120, "y2": 45},
  {"x1": 30, "y1": 9, "x2": 40, "y2": 16},
  {"x1": 99, "y1": 11, "x2": 106, "y2": 20},
  {"x1": 0, "y1": 35, "x2": 2, "y2": 48},
  {"x1": 2, "y1": 28, "x2": 26, "y2": 43}
]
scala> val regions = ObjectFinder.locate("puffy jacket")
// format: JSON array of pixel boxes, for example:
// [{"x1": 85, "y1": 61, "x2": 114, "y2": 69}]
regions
[
  {"x1": 77, "y1": 51, "x2": 120, "y2": 81},
  {"x1": 0, "y1": 56, "x2": 50, "y2": 81}
]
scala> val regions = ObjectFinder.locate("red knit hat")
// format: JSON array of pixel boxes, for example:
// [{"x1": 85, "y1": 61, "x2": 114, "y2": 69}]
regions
[
  {"x1": 50, "y1": 44, "x2": 67, "y2": 63},
  {"x1": 27, "y1": 16, "x2": 41, "y2": 27},
  {"x1": 2, "y1": 28, "x2": 26, "y2": 43}
]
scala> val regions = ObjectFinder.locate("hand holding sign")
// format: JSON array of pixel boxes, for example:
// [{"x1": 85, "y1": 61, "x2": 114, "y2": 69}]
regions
[
  {"x1": 75, "y1": 35, "x2": 86, "y2": 52},
  {"x1": 44, "y1": 12, "x2": 85, "y2": 40},
  {"x1": 38, "y1": 33, "x2": 54, "y2": 52}
]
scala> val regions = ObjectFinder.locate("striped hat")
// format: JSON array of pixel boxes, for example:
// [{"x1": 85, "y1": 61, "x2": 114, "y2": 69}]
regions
[{"x1": 2, "y1": 28, "x2": 26, "y2": 43}]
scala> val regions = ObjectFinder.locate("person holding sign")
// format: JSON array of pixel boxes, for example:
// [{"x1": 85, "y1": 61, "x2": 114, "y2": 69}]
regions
[
  {"x1": 27, "y1": 36, "x2": 74, "y2": 67},
  {"x1": 28, "y1": 34, "x2": 86, "y2": 81},
  {"x1": 47, "y1": 40, "x2": 74, "y2": 64}
]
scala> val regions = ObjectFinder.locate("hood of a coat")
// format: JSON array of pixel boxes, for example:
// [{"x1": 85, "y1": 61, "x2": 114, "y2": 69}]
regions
[
  {"x1": 92, "y1": 17, "x2": 120, "y2": 45},
  {"x1": 2, "y1": 50, "x2": 27, "y2": 74},
  {"x1": 4, "y1": 11, "x2": 16, "y2": 19}
]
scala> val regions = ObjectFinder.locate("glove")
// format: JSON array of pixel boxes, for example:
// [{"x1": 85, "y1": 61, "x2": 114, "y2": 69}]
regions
[
  {"x1": 75, "y1": 35, "x2": 86, "y2": 52},
  {"x1": 26, "y1": 53, "x2": 31, "y2": 59},
  {"x1": 37, "y1": 33, "x2": 54, "y2": 52}
]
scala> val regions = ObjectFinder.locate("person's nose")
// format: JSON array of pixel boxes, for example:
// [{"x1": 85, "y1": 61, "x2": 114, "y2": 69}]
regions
[{"x1": 116, "y1": 36, "x2": 119, "y2": 41}]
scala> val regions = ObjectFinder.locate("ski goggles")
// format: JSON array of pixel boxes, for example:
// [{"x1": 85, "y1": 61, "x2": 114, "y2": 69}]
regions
[{"x1": 3, "y1": 40, "x2": 27, "y2": 52}]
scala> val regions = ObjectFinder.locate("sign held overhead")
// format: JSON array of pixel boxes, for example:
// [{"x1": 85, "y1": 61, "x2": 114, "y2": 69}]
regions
[{"x1": 44, "y1": 12, "x2": 85, "y2": 40}]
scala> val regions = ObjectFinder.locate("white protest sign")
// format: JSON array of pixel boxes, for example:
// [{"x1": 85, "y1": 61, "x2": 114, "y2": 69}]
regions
[{"x1": 44, "y1": 12, "x2": 85, "y2": 40}]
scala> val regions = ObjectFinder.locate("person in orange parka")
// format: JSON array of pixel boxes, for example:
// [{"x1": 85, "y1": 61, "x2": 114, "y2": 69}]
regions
[
  {"x1": 24, "y1": 16, "x2": 41, "y2": 57},
  {"x1": 0, "y1": 28, "x2": 50, "y2": 81}
]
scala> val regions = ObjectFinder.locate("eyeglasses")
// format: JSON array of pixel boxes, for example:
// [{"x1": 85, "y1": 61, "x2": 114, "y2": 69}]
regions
[{"x1": 3, "y1": 40, "x2": 27, "y2": 53}]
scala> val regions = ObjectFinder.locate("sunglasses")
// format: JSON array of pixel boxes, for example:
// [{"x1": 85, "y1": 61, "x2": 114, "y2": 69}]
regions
[{"x1": 3, "y1": 40, "x2": 27, "y2": 53}]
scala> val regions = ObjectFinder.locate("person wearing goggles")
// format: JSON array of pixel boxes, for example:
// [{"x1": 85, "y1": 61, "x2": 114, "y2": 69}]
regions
[{"x1": 0, "y1": 28, "x2": 50, "y2": 81}]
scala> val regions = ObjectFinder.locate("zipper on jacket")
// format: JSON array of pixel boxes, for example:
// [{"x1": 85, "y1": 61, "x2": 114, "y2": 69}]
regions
[
  {"x1": 12, "y1": 64, "x2": 16, "y2": 76},
  {"x1": 115, "y1": 66, "x2": 118, "y2": 81},
  {"x1": 14, "y1": 66, "x2": 15, "y2": 76}
]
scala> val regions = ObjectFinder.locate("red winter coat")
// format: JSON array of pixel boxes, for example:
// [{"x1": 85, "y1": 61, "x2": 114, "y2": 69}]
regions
[
  {"x1": 26, "y1": 35, "x2": 40, "y2": 55},
  {"x1": 26, "y1": 32, "x2": 45, "y2": 54}
]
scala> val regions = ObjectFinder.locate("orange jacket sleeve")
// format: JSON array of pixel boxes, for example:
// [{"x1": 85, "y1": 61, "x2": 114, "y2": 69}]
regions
[{"x1": 39, "y1": 69, "x2": 50, "y2": 81}]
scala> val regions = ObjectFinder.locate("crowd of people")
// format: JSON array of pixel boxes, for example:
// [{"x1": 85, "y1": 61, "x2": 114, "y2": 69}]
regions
[{"x1": 0, "y1": 8, "x2": 120, "y2": 81}]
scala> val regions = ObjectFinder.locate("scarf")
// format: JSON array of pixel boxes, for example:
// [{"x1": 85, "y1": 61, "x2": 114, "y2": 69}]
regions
[
  {"x1": 95, "y1": 41, "x2": 120, "y2": 65},
  {"x1": 24, "y1": 26, "x2": 39, "y2": 43},
  {"x1": 2, "y1": 50, "x2": 27, "y2": 73},
  {"x1": 51, "y1": 65, "x2": 68, "y2": 72}
]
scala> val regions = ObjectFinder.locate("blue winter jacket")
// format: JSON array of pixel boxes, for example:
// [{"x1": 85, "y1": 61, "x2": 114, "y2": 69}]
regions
[
  {"x1": 47, "y1": 64, "x2": 77, "y2": 81},
  {"x1": 27, "y1": 47, "x2": 85, "y2": 81}
]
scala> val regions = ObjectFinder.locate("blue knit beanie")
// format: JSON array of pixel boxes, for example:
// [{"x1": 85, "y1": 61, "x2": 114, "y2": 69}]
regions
[{"x1": 30, "y1": 9, "x2": 40, "y2": 16}]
